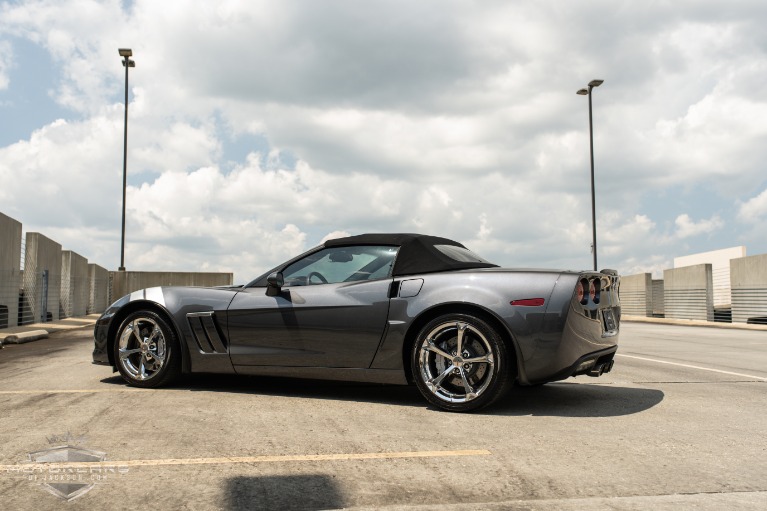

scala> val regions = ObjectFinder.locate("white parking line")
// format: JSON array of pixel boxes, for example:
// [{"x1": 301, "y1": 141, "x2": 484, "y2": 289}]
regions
[
  {"x1": 0, "y1": 449, "x2": 492, "y2": 471},
  {"x1": 616, "y1": 354, "x2": 767, "y2": 381},
  {"x1": 0, "y1": 389, "x2": 149, "y2": 394}
]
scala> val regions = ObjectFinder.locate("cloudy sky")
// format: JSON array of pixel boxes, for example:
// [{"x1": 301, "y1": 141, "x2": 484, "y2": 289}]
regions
[{"x1": 1, "y1": 0, "x2": 766, "y2": 282}]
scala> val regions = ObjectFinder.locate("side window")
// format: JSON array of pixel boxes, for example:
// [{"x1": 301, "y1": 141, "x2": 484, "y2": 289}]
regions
[{"x1": 282, "y1": 246, "x2": 398, "y2": 286}]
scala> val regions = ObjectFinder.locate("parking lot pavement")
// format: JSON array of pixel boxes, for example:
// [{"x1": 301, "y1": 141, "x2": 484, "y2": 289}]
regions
[{"x1": 0, "y1": 322, "x2": 766, "y2": 510}]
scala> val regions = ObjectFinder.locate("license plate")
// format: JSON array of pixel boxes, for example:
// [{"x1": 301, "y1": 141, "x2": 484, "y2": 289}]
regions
[{"x1": 602, "y1": 309, "x2": 617, "y2": 331}]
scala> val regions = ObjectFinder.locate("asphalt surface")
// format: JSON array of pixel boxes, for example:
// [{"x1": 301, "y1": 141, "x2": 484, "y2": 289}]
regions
[{"x1": 0, "y1": 322, "x2": 765, "y2": 510}]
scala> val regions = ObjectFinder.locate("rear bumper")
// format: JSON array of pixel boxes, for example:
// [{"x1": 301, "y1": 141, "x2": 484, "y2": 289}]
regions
[
  {"x1": 521, "y1": 295, "x2": 620, "y2": 385},
  {"x1": 524, "y1": 345, "x2": 618, "y2": 385},
  {"x1": 540, "y1": 345, "x2": 617, "y2": 383}
]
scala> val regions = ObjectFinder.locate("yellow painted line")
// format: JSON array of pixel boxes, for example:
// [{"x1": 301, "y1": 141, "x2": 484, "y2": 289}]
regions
[
  {"x1": 0, "y1": 449, "x2": 491, "y2": 471},
  {"x1": 616, "y1": 354, "x2": 767, "y2": 381}
]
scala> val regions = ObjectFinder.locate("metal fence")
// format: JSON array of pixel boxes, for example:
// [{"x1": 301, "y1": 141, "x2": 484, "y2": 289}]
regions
[
  {"x1": 0, "y1": 270, "x2": 112, "y2": 328},
  {"x1": 90, "y1": 276, "x2": 110, "y2": 315},
  {"x1": 0, "y1": 270, "x2": 20, "y2": 328},
  {"x1": 0, "y1": 235, "x2": 24, "y2": 327},
  {"x1": 60, "y1": 273, "x2": 90, "y2": 319},
  {"x1": 21, "y1": 270, "x2": 60, "y2": 325},
  {"x1": 20, "y1": 236, "x2": 26, "y2": 271},
  {"x1": 0, "y1": 269, "x2": 52, "y2": 327}
]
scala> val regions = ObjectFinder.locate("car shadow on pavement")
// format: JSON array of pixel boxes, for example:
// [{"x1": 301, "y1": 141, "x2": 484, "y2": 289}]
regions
[
  {"x1": 99, "y1": 373, "x2": 425, "y2": 408},
  {"x1": 100, "y1": 375, "x2": 662, "y2": 417},
  {"x1": 487, "y1": 382, "x2": 664, "y2": 417},
  {"x1": 224, "y1": 474, "x2": 344, "y2": 511}
]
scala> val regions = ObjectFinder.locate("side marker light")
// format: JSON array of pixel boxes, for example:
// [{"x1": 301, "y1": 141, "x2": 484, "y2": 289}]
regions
[{"x1": 511, "y1": 298, "x2": 545, "y2": 307}]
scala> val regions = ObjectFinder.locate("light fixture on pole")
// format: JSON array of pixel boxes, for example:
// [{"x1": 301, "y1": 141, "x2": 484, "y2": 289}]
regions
[
  {"x1": 576, "y1": 79, "x2": 603, "y2": 271},
  {"x1": 118, "y1": 48, "x2": 135, "y2": 272}
]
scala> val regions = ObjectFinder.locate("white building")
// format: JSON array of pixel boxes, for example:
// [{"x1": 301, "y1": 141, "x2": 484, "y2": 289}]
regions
[{"x1": 674, "y1": 246, "x2": 746, "y2": 308}]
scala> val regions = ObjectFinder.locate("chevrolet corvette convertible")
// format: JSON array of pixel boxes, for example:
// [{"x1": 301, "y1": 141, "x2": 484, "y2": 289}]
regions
[{"x1": 93, "y1": 233, "x2": 621, "y2": 412}]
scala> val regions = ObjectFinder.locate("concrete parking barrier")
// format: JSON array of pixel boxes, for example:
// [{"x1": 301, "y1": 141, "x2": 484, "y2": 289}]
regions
[{"x1": 2, "y1": 330, "x2": 49, "y2": 344}]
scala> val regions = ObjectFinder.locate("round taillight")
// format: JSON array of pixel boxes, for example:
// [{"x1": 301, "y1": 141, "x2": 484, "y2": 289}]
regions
[
  {"x1": 576, "y1": 279, "x2": 588, "y2": 304},
  {"x1": 590, "y1": 278, "x2": 601, "y2": 303}
]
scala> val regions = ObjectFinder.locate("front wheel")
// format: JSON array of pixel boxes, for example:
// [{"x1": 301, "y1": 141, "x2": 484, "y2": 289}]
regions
[
  {"x1": 411, "y1": 313, "x2": 513, "y2": 412},
  {"x1": 114, "y1": 310, "x2": 181, "y2": 388}
]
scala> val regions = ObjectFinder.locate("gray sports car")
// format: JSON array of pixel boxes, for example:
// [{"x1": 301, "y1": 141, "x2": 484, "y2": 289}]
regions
[{"x1": 93, "y1": 233, "x2": 621, "y2": 412}]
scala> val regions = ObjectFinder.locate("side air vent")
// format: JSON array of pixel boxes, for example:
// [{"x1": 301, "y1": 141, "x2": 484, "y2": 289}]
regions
[{"x1": 186, "y1": 311, "x2": 228, "y2": 354}]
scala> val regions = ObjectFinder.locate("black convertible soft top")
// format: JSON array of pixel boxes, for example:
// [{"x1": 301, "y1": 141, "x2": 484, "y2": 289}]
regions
[{"x1": 324, "y1": 233, "x2": 498, "y2": 277}]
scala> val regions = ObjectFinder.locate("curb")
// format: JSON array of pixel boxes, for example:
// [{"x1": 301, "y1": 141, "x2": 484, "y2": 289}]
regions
[
  {"x1": 0, "y1": 314, "x2": 100, "y2": 347},
  {"x1": 622, "y1": 315, "x2": 767, "y2": 331},
  {"x1": 1, "y1": 330, "x2": 50, "y2": 344}
]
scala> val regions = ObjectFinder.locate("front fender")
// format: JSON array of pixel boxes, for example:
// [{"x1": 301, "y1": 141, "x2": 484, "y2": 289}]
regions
[
  {"x1": 93, "y1": 287, "x2": 172, "y2": 369},
  {"x1": 93, "y1": 286, "x2": 239, "y2": 374}
]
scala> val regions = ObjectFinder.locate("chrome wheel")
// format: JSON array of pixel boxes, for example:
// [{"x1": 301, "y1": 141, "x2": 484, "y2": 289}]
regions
[
  {"x1": 114, "y1": 310, "x2": 181, "y2": 388},
  {"x1": 118, "y1": 316, "x2": 166, "y2": 381},
  {"x1": 412, "y1": 313, "x2": 512, "y2": 412}
]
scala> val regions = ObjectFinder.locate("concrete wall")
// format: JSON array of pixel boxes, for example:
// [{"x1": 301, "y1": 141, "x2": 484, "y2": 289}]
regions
[
  {"x1": 730, "y1": 253, "x2": 767, "y2": 324},
  {"x1": 1, "y1": 211, "x2": 233, "y2": 327},
  {"x1": 22, "y1": 232, "x2": 63, "y2": 323},
  {"x1": 111, "y1": 271, "x2": 234, "y2": 300},
  {"x1": 619, "y1": 273, "x2": 653, "y2": 316},
  {"x1": 61, "y1": 250, "x2": 89, "y2": 318},
  {"x1": 664, "y1": 264, "x2": 714, "y2": 321},
  {"x1": 88, "y1": 264, "x2": 109, "y2": 314},
  {"x1": 651, "y1": 279, "x2": 665, "y2": 316},
  {"x1": 675, "y1": 246, "x2": 745, "y2": 308},
  {"x1": 0, "y1": 212, "x2": 22, "y2": 328}
]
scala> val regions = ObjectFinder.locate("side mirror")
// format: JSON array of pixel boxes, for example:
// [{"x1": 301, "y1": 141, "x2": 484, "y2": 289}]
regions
[{"x1": 266, "y1": 272, "x2": 284, "y2": 296}]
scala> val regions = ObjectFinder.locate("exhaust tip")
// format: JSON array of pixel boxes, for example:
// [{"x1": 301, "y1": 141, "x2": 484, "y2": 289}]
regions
[
  {"x1": 587, "y1": 360, "x2": 615, "y2": 377},
  {"x1": 587, "y1": 363, "x2": 606, "y2": 377}
]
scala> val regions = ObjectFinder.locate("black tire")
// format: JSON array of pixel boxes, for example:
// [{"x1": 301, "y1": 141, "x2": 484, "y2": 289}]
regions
[
  {"x1": 114, "y1": 310, "x2": 181, "y2": 388},
  {"x1": 411, "y1": 313, "x2": 513, "y2": 412}
]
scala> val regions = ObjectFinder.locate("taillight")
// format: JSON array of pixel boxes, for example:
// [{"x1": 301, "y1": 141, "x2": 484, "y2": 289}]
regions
[
  {"x1": 590, "y1": 278, "x2": 601, "y2": 304},
  {"x1": 576, "y1": 278, "x2": 588, "y2": 304},
  {"x1": 576, "y1": 277, "x2": 601, "y2": 304}
]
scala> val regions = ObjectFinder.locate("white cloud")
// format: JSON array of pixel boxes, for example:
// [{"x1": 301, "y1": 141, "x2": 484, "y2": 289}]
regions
[
  {"x1": 620, "y1": 257, "x2": 671, "y2": 280},
  {"x1": 321, "y1": 231, "x2": 351, "y2": 244},
  {"x1": 0, "y1": 115, "x2": 123, "y2": 225},
  {"x1": 1, "y1": 0, "x2": 766, "y2": 283},
  {"x1": 673, "y1": 214, "x2": 724, "y2": 239},
  {"x1": 738, "y1": 188, "x2": 767, "y2": 222},
  {"x1": 132, "y1": 117, "x2": 221, "y2": 175}
]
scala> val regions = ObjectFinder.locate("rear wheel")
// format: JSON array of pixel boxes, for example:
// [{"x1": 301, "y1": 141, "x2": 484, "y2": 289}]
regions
[
  {"x1": 114, "y1": 310, "x2": 181, "y2": 388},
  {"x1": 411, "y1": 313, "x2": 513, "y2": 412}
]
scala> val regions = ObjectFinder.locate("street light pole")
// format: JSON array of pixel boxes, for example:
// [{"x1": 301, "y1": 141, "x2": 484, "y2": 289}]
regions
[
  {"x1": 577, "y1": 79, "x2": 603, "y2": 271},
  {"x1": 118, "y1": 48, "x2": 135, "y2": 272}
]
